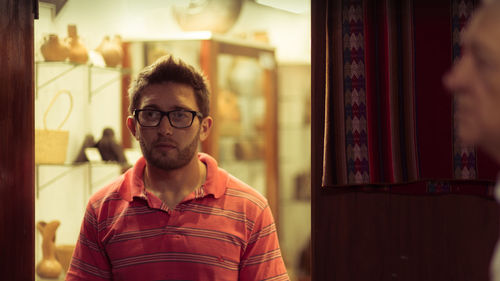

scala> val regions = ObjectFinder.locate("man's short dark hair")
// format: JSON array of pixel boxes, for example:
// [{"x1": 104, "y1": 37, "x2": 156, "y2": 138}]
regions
[{"x1": 128, "y1": 55, "x2": 210, "y2": 117}]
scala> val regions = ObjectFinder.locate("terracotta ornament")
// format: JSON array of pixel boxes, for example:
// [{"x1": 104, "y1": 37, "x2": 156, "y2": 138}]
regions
[
  {"x1": 66, "y1": 24, "x2": 88, "y2": 64},
  {"x1": 96, "y1": 35, "x2": 123, "y2": 67},
  {"x1": 40, "y1": 34, "x2": 70, "y2": 62},
  {"x1": 36, "y1": 221, "x2": 63, "y2": 278}
]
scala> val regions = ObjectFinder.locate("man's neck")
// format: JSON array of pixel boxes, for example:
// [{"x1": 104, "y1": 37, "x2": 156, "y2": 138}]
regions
[{"x1": 143, "y1": 154, "x2": 206, "y2": 209}]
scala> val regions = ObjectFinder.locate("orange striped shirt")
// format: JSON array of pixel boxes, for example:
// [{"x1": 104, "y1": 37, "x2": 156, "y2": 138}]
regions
[{"x1": 66, "y1": 153, "x2": 289, "y2": 281}]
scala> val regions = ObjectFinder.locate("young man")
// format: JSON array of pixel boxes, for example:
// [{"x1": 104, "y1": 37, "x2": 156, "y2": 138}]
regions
[
  {"x1": 66, "y1": 56, "x2": 289, "y2": 281},
  {"x1": 444, "y1": 1, "x2": 500, "y2": 280}
]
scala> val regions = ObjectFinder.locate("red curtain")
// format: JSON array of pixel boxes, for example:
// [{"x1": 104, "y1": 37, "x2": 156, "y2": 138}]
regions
[{"x1": 322, "y1": 0, "x2": 499, "y2": 194}]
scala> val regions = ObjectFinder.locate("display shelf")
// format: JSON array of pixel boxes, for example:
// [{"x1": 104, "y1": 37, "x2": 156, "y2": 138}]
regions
[
  {"x1": 35, "y1": 61, "x2": 83, "y2": 95},
  {"x1": 35, "y1": 162, "x2": 123, "y2": 199},
  {"x1": 34, "y1": 58, "x2": 127, "y2": 279},
  {"x1": 34, "y1": 162, "x2": 123, "y2": 280},
  {"x1": 35, "y1": 58, "x2": 125, "y2": 164},
  {"x1": 35, "y1": 61, "x2": 129, "y2": 102},
  {"x1": 88, "y1": 64, "x2": 130, "y2": 102},
  {"x1": 35, "y1": 163, "x2": 88, "y2": 198}
]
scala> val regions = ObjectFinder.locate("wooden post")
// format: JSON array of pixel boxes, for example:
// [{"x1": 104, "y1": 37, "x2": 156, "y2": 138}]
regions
[{"x1": 0, "y1": 0, "x2": 35, "y2": 279}]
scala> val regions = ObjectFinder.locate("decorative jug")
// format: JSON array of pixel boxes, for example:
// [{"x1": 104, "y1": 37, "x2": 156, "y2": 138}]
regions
[
  {"x1": 96, "y1": 35, "x2": 123, "y2": 67},
  {"x1": 36, "y1": 221, "x2": 63, "y2": 278},
  {"x1": 66, "y1": 24, "x2": 88, "y2": 64},
  {"x1": 40, "y1": 34, "x2": 69, "y2": 62}
]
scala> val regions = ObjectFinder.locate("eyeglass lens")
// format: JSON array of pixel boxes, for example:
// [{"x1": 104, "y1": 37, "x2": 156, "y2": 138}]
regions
[{"x1": 137, "y1": 110, "x2": 195, "y2": 128}]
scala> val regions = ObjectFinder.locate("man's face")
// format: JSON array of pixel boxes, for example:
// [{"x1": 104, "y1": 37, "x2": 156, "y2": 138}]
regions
[
  {"x1": 444, "y1": 7, "x2": 500, "y2": 153},
  {"x1": 127, "y1": 82, "x2": 211, "y2": 170}
]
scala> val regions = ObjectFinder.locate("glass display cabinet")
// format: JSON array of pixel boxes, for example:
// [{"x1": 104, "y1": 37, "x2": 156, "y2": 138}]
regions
[{"x1": 122, "y1": 35, "x2": 279, "y2": 221}]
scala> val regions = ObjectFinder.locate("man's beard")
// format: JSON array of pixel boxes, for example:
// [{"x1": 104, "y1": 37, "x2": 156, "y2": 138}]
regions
[{"x1": 140, "y1": 129, "x2": 200, "y2": 170}]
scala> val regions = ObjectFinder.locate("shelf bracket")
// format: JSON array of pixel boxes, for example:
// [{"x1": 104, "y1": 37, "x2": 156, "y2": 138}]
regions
[
  {"x1": 36, "y1": 63, "x2": 81, "y2": 98},
  {"x1": 89, "y1": 76, "x2": 121, "y2": 102},
  {"x1": 88, "y1": 66, "x2": 125, "y2": 103},
  {"x1": 36, "y1": 163, "x2": 87, "y2": 198}
]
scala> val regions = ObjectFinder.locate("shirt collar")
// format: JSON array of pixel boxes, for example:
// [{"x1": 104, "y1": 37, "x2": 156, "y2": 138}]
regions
[
  {"x1": 199, "y1": 152, "x2": 227, "y2": 199},
  {"x1": 119, "y1": 152, "x2": 227, "y2": 202}
]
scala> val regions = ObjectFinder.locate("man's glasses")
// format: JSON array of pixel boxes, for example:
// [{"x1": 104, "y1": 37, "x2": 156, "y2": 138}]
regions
[{"x1": 134, "y1": 109, "x2": 203, "y2": 128}]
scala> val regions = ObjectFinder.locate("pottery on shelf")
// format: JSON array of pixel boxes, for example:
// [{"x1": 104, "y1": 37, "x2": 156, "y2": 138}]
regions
[
  {"x1": 96, "y1": 35, "x2": 123, "y2": 67},
  {"x1": 36, "y1": 220, "x2": 63, "y2": 279},
  {"x1": 66, "y1": 24, "x2": 88, "y2": 64},
  {"x1": 55, "y1": 244, "x2": 76, "y2": 272},
  {"x1": 40, "y1": 34, "x2": 70, "y2": 62}
]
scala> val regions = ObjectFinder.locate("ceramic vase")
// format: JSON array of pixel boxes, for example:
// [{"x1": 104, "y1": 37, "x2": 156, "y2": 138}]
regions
[
  {"x1": 66, "y1": 24, "x2": 88, "y2": 64},
  {"x1": 36, "y1": 220, "x2": 63, "y2": 279},
  {"x1": 55, "y1": 245, "x2": 76, "y2": 272},
  {"x1": 96, "y1": 35, "x2": 123, "y2": 67},
  {"x1": 40, "y1": 34, "x2": 70, "y2": 62}
]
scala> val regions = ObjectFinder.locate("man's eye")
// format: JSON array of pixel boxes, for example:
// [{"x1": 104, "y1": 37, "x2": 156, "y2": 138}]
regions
[
  {"x1": 172, "y1": 111, "x2": 187, "y2": 118},
  {"x1": 144, "y1": 111, "x2": 159, "y2": 118}
]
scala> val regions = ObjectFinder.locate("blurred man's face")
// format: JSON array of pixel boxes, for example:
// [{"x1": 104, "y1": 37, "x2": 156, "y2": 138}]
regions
[{"x1": 444, "y1": 6, "x2": 500, "y2": 155}]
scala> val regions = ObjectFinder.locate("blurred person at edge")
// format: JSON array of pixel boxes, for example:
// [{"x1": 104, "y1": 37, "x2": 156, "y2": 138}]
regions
[
  {"x1": 444, "y1": 0, "x2": 500, "y2": 280},
  {"x1": 65, "y1": 55, "x2": 289, "y2": 281}
]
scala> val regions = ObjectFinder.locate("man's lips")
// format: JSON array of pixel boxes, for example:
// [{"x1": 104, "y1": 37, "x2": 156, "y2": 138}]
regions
[{"x1": 154, "y1": 142, "x2": 177, "y2": 149}]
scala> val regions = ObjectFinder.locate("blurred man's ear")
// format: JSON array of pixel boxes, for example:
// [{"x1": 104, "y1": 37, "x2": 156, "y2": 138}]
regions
[
  {"x1": 126, "y1": 116, "x2": 139, "y2": 140},
  {"x1": 199, "y1": 116, "x2": 213, "y2": 142}
]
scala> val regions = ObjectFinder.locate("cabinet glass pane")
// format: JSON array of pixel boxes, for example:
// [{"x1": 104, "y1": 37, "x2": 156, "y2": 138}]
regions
[
  {"x1": 217, "y1": 54, "x2": 266, "y2": 196},
  {"x1": 144, "y1": 41, "x2": 201, "y2": 69}
]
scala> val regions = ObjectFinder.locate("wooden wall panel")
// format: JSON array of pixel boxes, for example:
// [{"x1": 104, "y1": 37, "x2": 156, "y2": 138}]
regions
[
  {"x1": 313, "y1": 192, "x2": 498, "y2": 280},
  {"x1": 0, "y1": 0, "x2": 35, "y2": 279}
]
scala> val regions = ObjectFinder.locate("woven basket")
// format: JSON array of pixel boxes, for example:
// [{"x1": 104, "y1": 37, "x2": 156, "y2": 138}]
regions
[{"x1": 35, "y1": 90, "x2": 73, "y2": 164}]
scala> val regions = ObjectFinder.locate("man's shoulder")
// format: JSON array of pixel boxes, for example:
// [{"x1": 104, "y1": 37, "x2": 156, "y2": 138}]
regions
[
  {"x1": 87, "y1": 173, "x2": 127, "y2": 211},
  {"x1": 223, "y1": 173, "x2": 269, "y2": 211}
]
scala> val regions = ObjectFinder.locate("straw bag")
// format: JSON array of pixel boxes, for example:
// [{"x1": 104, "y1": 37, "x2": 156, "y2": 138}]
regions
[{"x1": 35, "y1": 90, "x2": 73, "y2": 164}]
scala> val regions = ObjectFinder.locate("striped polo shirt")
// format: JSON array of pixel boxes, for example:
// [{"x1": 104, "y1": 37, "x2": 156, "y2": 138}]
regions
[{"x1": 66, "y1": 153, "x2": 289, "y2": 281}]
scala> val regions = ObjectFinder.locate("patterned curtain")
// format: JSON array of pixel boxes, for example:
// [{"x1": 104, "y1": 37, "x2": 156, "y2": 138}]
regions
[
  {"x1": 452, "y1": 0, "x2": 477, "y2": 179},
  {"x1": 322, "y1": 0, "x2": 498, "y2": 191}
]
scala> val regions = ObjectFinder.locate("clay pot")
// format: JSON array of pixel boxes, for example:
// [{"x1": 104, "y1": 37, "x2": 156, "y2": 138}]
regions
[
  {"x1": 96, "y1": 35, "x2": 123, "y2": 67},
  {"x1": 55, "y1": 245, "x2": 76, "y2": 272},
  {"x1": 66, "y1": 25, "x2": 88, "y2": 64},
  {"x1": 36, "y1": 220, "x2": 63, "y2": 279},
  {"x1": 40, "y1": 34, "x2": 70, "y2": 62}
]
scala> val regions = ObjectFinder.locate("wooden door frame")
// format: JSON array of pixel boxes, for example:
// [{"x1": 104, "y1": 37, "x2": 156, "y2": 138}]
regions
[
  {"x1": 1, "y1": 0, "x2": 36, "y2": 279},
  {"x1": 311, "y1": 0, "x2": 327, "y2": 280}
]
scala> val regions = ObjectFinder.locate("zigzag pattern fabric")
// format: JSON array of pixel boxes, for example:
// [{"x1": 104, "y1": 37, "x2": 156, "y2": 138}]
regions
[
  {"x1": 452, "y1": 0, "x2": 477, "y2": 179},
  {"x1": 343, "y1": 0, "x2": 370, "y2": 184},
  {"x1": 322, "y1": 0, "x2": 499, "y2": 189}
]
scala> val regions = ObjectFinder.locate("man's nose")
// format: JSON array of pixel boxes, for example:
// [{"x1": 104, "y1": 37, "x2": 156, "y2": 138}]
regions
[
  {"x1": 158, "y1": 116, "x2": 174, "y2": 135},
  {"x1": 443, "y1": 59, "x2": 463, "y2": 94},
  {"x1": 443, "y1": 68, "x2": 455, "y2": 93}
]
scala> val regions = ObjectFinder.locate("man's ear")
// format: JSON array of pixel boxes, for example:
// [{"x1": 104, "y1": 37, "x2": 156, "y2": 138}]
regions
[
  {"x1": 126, "y1": 116, "x2": 139, "y2": 140},
  {"x1": 199, "y1": 116, "x2": 213, "y2": 142}
]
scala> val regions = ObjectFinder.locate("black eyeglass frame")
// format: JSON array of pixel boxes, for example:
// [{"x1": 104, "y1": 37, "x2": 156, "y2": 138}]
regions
[{"x1": 133, "y1": 109, "x2": 203, "y2": 128}]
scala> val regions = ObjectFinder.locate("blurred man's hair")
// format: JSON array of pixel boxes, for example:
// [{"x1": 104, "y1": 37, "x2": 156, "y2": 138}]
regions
[{"x1": 128, "y1": 55, "x2": 210, "y2": 117}]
